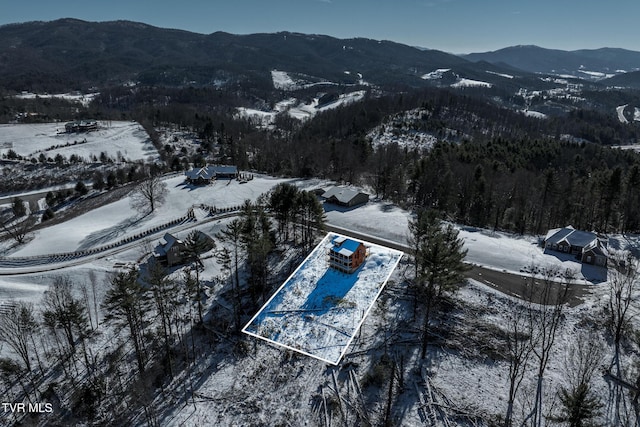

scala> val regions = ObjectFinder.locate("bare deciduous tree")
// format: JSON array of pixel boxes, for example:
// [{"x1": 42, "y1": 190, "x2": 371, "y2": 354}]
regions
[
  {"x1": 504, "y1": 301, "x2": 536, "y2": 427},
  {"x1": 524, "y1": 267, "x2": 573, "y2": 427},
  {"x1": 608, "y1": 253, "x2": 639, "y2": 375},
  {"x1": 0, "y1": 302, "x2": 39, "y2": 372},
  {"x1": 1, "y1": 214, "x2": 36, "y2": 244},
  {"x1": 130, "y1": 176, "x2": 168, "y2": 214}
]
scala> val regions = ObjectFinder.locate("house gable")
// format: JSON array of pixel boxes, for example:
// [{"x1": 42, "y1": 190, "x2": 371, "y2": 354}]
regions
[
  {"x1": 322, "y1": 186, "x2": 369, "y2": 207},
  {"x1": 185, "y1": 165, "x2": 238, "y2": 184},
  {"x1": 544, "y1": 226, "x2": 607, "y2": 267}
]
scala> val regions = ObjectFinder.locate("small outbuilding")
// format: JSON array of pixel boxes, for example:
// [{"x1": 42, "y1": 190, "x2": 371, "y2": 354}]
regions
[
  {"x1": 329, "y1": 236, "x2": 367, "y2": 273},
  {"x1": 321, "y1": 186, "x2": 369, "y2": 208}
]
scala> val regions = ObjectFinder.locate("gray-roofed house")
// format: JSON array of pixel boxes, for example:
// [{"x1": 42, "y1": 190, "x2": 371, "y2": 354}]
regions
[
  {"x1": 153, "y1": 233, "x2": 187, "y2": 266},
  {"x1": 185, "y1": 165, "x2": 238, "y2": 185},
  {"x1": 65, "y1": 120, "x2": 98, "y2": 133},
  {"x1": 321, "y1": 186, "x2": 369, "y2": 208},
  {"x1": 543, "y1": 226, "x2": 608, "y2": 266}
]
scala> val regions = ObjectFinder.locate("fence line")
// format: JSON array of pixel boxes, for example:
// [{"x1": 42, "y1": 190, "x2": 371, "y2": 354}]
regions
[{"x1": 0, "y1": 204, "x2": 243, "y2": 268}]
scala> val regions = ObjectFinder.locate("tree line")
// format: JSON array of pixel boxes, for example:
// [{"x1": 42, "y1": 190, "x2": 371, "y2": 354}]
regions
[{"x1": 0, "y1": 183, "x2": 325, "y2": 425}]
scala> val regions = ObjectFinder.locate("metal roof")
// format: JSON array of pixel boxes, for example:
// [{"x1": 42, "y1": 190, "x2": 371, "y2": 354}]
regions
[
  {"x1": 185, "y1": 165, "x2": 237, "y2": 180},
  {"x1": 546, "y1": 226, "x2": 597, "y2": 248},
  {"x1": 331, "y1": 236, "x2": 363, "y2": 257},
  {"x1": 322, "y1": 186, "x2": 368, "y2": 204}
]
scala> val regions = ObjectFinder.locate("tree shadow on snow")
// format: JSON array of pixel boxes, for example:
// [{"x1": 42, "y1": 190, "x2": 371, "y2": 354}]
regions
[
  {"x1": 301, "y1": 267, "x2": 361, "y2": 316},
  {"x1": 77, "y1": 213, "x2": 152, "y2": 250},
  {"x1": 542, "y1": 249, "x2": 607, "y2": 284}
]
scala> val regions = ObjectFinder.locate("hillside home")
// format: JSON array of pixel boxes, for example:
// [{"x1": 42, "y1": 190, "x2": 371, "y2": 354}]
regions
[
  {"x1": 329, "y1": 236, "x2": 367, "y2": 273},
  {"x1": 543, "y1": 226, "x2": 608, "y2": 266},
  {"x1": 153, "y1": 233, "x2": 187, "y2": 267},
  {"x1": 185, "y1": 165, "x2": 238, "y2": 185},
  {"x1": 64, "y1": 120, "x2": 98, "y2": 133},
  {"x1": 321, "y1": 187, "x2": 369, "y2": 208}
]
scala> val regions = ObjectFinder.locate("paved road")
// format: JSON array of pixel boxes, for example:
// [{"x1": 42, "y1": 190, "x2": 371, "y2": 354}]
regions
[
  {"x1": 325, "y1": 223, "x2": 592, "y2": 307},
  {"x1": 0, "y1": 215, "x2": 594, "y2": 306}
]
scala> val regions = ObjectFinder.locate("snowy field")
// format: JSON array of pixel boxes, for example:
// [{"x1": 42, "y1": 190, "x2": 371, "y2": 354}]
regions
[
  {"x1": 2, "y1": 175, "x2": 289, "y2": 259},
  {"x1": 0, "y1": 174, "x2": 290, "y2": 301},
  {"x1": 237, "y1": 90, "x2": 366, "y2": 126},
  {"x1": 0, "y1": 121, "x2": 159, "y2": 162},
  {"x1": 14, "y1": 92, "x2": 100, "y2": 107},
  {"x1": 451, "y1": 78, "x2": 493, "y2": 88},
  {"x1": 320, "y1": 199, "x2": 615, "y2": 284},
  {"x1": 243, "y1": 232, "x2": 403, "y2": 365}
]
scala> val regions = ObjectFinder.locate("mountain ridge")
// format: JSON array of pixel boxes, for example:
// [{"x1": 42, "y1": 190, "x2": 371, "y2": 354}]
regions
[{"x1": 464, "y1": 45, "x2": 640, "y2": 77}]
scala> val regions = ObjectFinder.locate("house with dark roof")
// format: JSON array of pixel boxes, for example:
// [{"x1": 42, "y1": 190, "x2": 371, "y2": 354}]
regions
[
  {"x1": 185, "y1": 165, "x2": 238, "y2": 185},
  {"x1": 329, "y1": 236, "x2": 367, "y2": 273},
  {"x1": 153, "y1": 233, "x2": 187, "y2": 266},
  {"x1": 543, "y1": 226, "x2": 608, "y2": 266},
  {"x1": 321, "y1": 187, "x2": 369, "y2": 208},
  {"x1": 65, "y1": 120, "x2": 98, "y2": 133}
]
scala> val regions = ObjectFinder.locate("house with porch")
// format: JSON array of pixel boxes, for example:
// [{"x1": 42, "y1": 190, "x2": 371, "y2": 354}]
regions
[
  {"x1": 329, "y1": 236, "x2": 367, "y2": 273},
  {"x1": 185, "y1": 165, "x2": 238, "y2": 185},
  {"x1": 543, "y1": 226, "x2": 608, "y2": 266},
  {"x1": 153, "y1": 233, "x2": 187, "y2": 267}
]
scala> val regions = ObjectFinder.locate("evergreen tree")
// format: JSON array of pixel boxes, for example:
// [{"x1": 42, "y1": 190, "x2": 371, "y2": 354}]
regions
[
  {"x1": 184, "y1": 230, "x2": 215, "y2": 323},
  {"x1": 555, "y1": 383, "x2": 602, "y2": 427},
  {"x1": 269, "y1": 182, "x2": 299, "y2": 242},
  {"x1": 11, "y1": 197, "x2": 26, "y2": 218},
  {"x1": 103, "y1": 269, "x2": 150, "y2": 375},
  {"x1": 410, "y1": 210, "x2": 468, "y2": 359}
]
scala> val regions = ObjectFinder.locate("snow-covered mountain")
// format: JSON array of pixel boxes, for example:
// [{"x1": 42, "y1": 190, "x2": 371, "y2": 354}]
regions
[{"x1": 464, "y1": 45, "x2": 640, "y2": 80}]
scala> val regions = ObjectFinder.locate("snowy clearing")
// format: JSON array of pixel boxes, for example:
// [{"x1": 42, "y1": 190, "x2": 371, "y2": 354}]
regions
[
  {"x1": 14, "y1": 92, "x2": 100, "y2": 107},
  {"x1": 2, "y1": 175, "x2": 289, "y2": 259},
  {"x1": 0, "y1": 121, "x2": 160, "y2": 162},
  {"x1": 243, "y1": 232, "x2": 403, "y2": 365},
  {"x1": 236, "y1": 91, "x2": 366, "y2": 126},
  {"x1": 486, "y1": 70, "x2": 514, "y2": 79},
  {"x1": 522, "y1": 109, "x2": 547, "y2": 119},
  {"x1": 451, "y1": 78, "x2": 493, "y2": 88},
  {"x1": 421, "y1": 69, "x2": 450, "y2": 80},
  {"x1": 271, "y1": 69, "x2": 337, "y2": 91},
  {"x1": 617, "y1": 104, "x2": 629, "y2": 123}
]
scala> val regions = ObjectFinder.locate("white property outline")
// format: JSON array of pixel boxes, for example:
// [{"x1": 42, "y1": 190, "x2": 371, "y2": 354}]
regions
[{"x1": 242, "y1": 232, "x2": 403, "y2": 365}]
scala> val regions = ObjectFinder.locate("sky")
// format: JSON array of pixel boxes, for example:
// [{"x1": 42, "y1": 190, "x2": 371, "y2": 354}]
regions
[{"x1": 0, "y1": 0, "x2": 638, "y2": 54}]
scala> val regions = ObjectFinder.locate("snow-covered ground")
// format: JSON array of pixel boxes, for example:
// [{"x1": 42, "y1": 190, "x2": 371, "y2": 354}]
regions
[
  {"x1": 0, "y1": 121, "x2": 159, "y2": 162},
  {"x1": 0, "y1": 169, "x2": 637, "y2": 425},
  {"x1": 486, "y1": 70, "x2": 514, "y2": 79},
  {"x1": 14, "y1": 92, "x2": 100, "y2": 107},
  {"x1": 451, "y1": 78, "x2": 493, "y2": 88},
  {"x1": 244, "y1": 232, "x2": 402, "y2": 365},
  {"x1": 368, "y1": 122, "x2": 439, "y2": 150},
  {"x1": 271, "y1": 70, "x2": 338, "y2": 91},
  {"x1": 617, "y1": 104, "x2": 629, "y2": 123},
  {"x1": 522, "y1": 109, "x2": 547, "y2": 119},
  {"x1": 236, "y1": 91, "x2": 366, "y2": 126},
  {"x1": 421, "y1": 68, "x2": 451, "y2": 80},
  {"x1": 2, "y1": 175, "x2": 289, "y2": 259}
]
